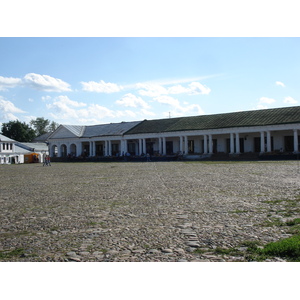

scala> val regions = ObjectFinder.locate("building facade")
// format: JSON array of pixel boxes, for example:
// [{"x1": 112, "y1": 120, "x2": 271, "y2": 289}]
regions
[
  {"x1": 0, "y1": 134, "x2": 49, "y2": 164},
  {"x1": 47, "y1": 106, "x2": 300, "y2": 159}
]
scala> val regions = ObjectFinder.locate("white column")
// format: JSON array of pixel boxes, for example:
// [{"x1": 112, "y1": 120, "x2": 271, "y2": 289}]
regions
[
  {"x1": 162, "y1": 137, "x2": 166, "y2": 155},
  {"x1": 294, "y1": 129, "x2": 299, "y2": 153},
  {"x1": 142, "y1": 138, "x2": 146, "y2": 154},
  {"x1": 139, "y1": 139, "x2": 142, "y2": 155},
  {"x1": 57, "y1": 143, "x2": 62, "y2": 157},
  {"x1": 76, "y1": 142, "x2": 82, "y2": 157},
  {"x1": 184, "y1": 136, "x2": 188, "y2": 154},
  {"x1": 179, "y1": 136, "x2": 183, "y2": 153},
  {"x1": 124, "y1": 139, "x2": 128, "y2": 154},
  {"x1": 203, "y1": 135, "x2": 208, "y2": 154},
  {"x1": 230, "y1": 133, "x2": 235, "y2": 154},
  {"x1": 260, "y1": 132, "x2": 265, "y2": 153},
  {"x1": 208, "y1": 134, "x2": 213, "y2": 154},
  {"x1": 104, "y1": 140, "x2": 108, "y2": 156},
  {"x1": 92, "y1": 141, "x2": 95, "y2": 156},
  {"x1": 236, "y1": 133, "x2": 240, "y2": 154},
  {"x1": 89, "y1": 141, "x2": 92, "y2": 156},
  {"x1": 108, "y1": 140, "x2": 112, "y2": 156},
  {"x1": 266, "y1": 131, "x2": 271, "y2": 153},
  {"x1": 158, "y1": 137, "x2": 162, "y2": 155}
]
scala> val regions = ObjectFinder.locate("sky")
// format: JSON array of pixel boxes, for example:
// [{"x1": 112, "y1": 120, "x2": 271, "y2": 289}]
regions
[{"x1": 0, "y1": 37, "x2": 299, "y2": 128}]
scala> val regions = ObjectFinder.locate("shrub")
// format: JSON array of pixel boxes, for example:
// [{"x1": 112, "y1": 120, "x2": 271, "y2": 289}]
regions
[
  {"x1": 286, "y1": 218, "x2": 300, "y2": 226},
  {"x1": 260, "y1": 235, "x2": 300, "y2": 261}
]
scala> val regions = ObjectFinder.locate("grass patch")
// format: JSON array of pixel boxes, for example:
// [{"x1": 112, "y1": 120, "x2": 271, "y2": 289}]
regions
[
  {"x1": 87, "y1": 221, "x2": 98, "y2": 226},
  {"x1": 197, "y1": 232, "x2": 300, "y2": 261},
  {"x1": 262, "y1": 199, "x2": 284, "y2": 204},
  {"x1": 214, "y1": 247, "x2": 242, "y2": 256},
  {"x1": 261, "y1": 217, "x2": 285, "y2": 227},
  {"x1": 286, "y1": 218, "x2": 300, "y2": 226},
  {"x1": 239, "y1": 240, "x2": 261, "y2": 251},
  {"x1": 193, "y1": 248, "x2": 207, "y2": 254},
  {"x1": 0, "y1": 248, "x2": 25, "y2": 259},
  {"x1": 258, "y1": 234, "x2": 300, "y2": 261}
]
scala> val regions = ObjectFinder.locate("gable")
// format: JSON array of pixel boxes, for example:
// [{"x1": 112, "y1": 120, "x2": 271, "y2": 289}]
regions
[{"x1": 49, "y1": 125, "x2": 85, "y2": 139}]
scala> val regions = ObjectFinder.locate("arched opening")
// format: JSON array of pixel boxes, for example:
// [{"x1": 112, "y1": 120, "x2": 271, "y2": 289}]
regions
[
  {"x1": 61, "y1": 144, "x2": 67, "y2": 157},
  {"x1": 51, "y1": 145, "x2": 58, "y2": 157},
  {"x1": 70, "y1": 144, "x2": 77, "y2": 157}
]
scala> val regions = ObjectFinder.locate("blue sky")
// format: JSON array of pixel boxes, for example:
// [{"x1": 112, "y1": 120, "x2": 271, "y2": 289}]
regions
[{"x1": 0, "y1": 37, "x2": 299, "y2": 126}]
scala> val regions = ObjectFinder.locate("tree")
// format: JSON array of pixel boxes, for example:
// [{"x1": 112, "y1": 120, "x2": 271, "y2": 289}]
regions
[
  {"x1": 30, "y1": 117, "x2": 50, "y2": 136},
  {"x1": 48, "y1": 120, "x2": 59, "y2": 132},
  {"x1": 1, "y1": 120, "x2": 36, "y2": 142},
  {"x1": 30, "y1": 117, "x2": 59, "y2": 136}
]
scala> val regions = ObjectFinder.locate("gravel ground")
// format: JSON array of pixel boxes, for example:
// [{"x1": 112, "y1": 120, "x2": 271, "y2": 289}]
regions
[{"x1": 0, "y1": 161, "x2": 299, "y2": 262}]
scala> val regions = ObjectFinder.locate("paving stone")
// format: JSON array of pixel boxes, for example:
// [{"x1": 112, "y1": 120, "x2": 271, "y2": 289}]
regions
[
  {"x1": 186, "y1": 241, "x2": 200, "y2": 247},
  {"x1": 161, "y1": 248, "x2": 173, "y2": 253},
  {"x1": 1, "y1": 161, "x2": 298, "y2": 262}
]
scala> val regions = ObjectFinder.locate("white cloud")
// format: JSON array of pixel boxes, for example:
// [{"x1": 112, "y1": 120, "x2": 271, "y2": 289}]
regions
[
  {"x1": 0, "y1": 73, "x2": 72, "y2": 92},
  {"x1": 0, "y1": 76, "x2": 22, "y2": 91},
  {"x1": 0, "y1": 97, "x2": 26, "y2": 114},
  {"x1": 23, "y1": 73, "x2": 72, "y2": 92},
  {"x1": 46, "y1": 96, "x2": 87, "y2": 121},
  {"x1": 140, "y1": 108, "x2": 156, "y2": 117},
  {"x1": 79, "y1": 104, "x2": 116, "y2": 119},
  {"x1": 187, "y1": 82, "x2": 211, "y2": 95},
  {"x1": 254, "y1": 96, "x2": 278, "y2": 110},
  {"x1": 41, "y1": 95, "x2": 52, "y2": 102},
  {"x1": 276, "y1": 81, "x2": 285, "y2": 87},
  {"x1": 46, "y1": 95, "x2": 139, "y2": 124},
  {"x1": 81, "y1": 80, "x2": 123, "y2": 93},
  {"x1": 259, "y1": 97, "x2": 276, "y2": 104},
  {"x1": 54, "y1": 95, "x2": 86, "y2": 108},
  {"x1": 116, "y1": 93, "x2": 150, "y2": 109},
  {"x1": 255, "y1": 104, "x2": 269, "y2": 110},
  {"x1": 154, "y1": 95, "x2": 181, "y2": 106},
  {"x1": 0, "y1": 97, "x2": 26, "y2": 122},
  {"x1": 136, "y1": 83, "x2": 168, "y2": 97},
  {"x1": 136, "y1": 81, "x2": 211, "y2": 97},
  {"x1": 154, "y1": 95, "x2": 204, "y2": 117},
  {"x1": 283, "y1": 96, "x2": 298, "y2": 104}
]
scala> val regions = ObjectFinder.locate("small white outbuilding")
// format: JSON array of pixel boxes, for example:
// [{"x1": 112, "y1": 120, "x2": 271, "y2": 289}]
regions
[{"x1": 0, "y1": 134, "x2": 49, "y2": 164}]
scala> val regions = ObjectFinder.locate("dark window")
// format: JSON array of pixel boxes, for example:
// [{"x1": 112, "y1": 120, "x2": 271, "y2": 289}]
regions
[
  {"x1": 284, "y1": 136, "x2": 294, "y2": 152},
  {"x1": 128, "y1": 142, "x2": 136, "y2": 155},
  {"x1": 188, "y1": 140, "x2": 194, "y2": 154},
  {"x1": 112, "y1": 144, "x2": 119, "y2": 156},
  {"x1": 166, "y1": 141, "x2": 173, "y2": 155}
]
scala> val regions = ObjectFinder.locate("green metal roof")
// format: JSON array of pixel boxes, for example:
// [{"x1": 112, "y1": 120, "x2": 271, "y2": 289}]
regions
[
  {"x1": 125, "y1": 106, "x2": 300, "y2": 135},
  {"x1": 126, "y1": 117, "x2": 182, "y2": 134}
]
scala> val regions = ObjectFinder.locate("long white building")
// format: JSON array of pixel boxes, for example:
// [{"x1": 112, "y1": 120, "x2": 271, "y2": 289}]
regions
[{"x1": 48, "y1": 106, "x2": 300, "y2": 159}]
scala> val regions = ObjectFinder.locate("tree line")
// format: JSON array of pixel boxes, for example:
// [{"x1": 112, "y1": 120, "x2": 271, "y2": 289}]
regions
[{"x1": 0, "y1": 117, "x2": 59, "y2": 142}]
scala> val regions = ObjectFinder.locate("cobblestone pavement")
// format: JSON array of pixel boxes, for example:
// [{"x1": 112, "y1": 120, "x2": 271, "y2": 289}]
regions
[{"x1": 1, "y1": 161, "x2": 299, "y2": 261}]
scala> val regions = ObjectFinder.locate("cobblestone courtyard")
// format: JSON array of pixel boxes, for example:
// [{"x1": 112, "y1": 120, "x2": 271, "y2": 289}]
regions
[{"x1": 1, "y1": 161, "x2": 299, "y2": 261}]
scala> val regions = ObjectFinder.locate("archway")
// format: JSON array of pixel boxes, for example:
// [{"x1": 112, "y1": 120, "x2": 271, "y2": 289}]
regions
[
  {"x1": 51, "y1": 145, "x2": 58, "y2": 157},
  {"x1": 61, "y1": 144, "x2": 67, "y2": 157},
  {"x1": 70, "y1": 144, "x2": 77, "y2": 156}
]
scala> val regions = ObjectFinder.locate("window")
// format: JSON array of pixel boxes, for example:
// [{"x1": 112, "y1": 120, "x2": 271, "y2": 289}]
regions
[{"x1": 188, "y1": 140, "x2": 194, "y2": 154}]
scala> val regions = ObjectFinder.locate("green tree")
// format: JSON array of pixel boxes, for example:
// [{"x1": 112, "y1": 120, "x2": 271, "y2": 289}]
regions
[
  {"x1": 48, "y1": 120, "x2": 59, "y2": 132},
  {"x1": 30, "y1": 117, "x2": 50, "y2": 136},
  {"x1": 30, "y1": 117, "x2": 59, "y2": 136},
  {"x1": 1, "y1": 120, "x2": 36, "y2": 142}
]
